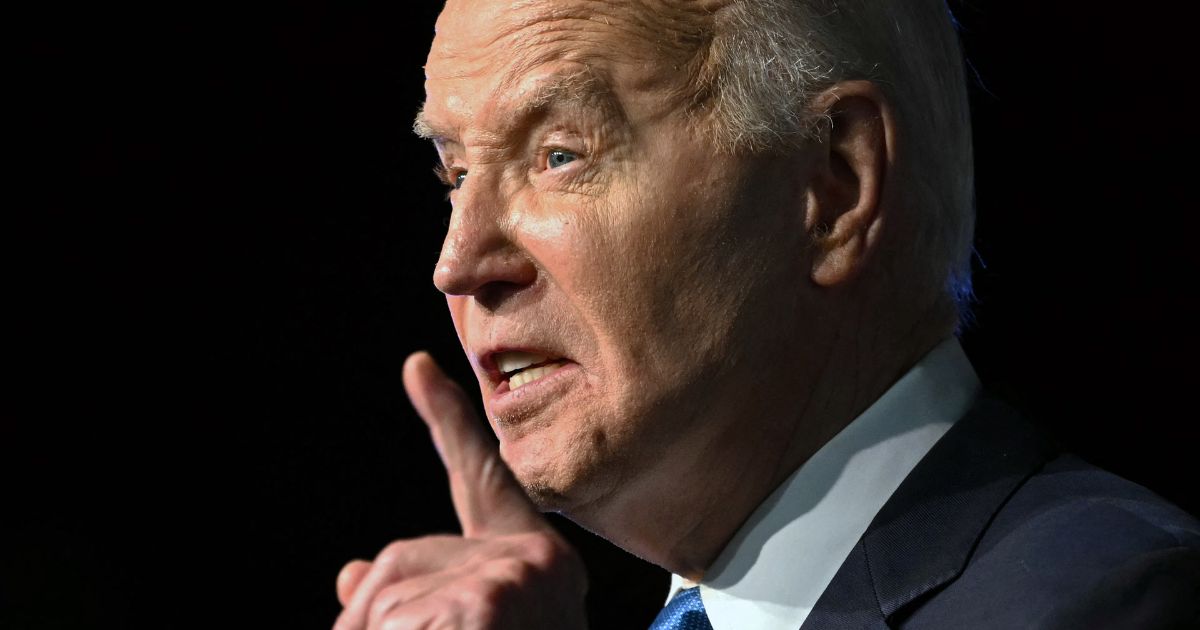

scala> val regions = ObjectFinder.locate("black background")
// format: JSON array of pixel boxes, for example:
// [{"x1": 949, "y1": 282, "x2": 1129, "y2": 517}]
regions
[{"x1": 8, "y1": 2, "x2": 1198, "y2": 628}]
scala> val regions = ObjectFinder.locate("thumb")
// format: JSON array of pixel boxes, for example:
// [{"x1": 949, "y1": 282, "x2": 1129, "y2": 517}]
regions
[
  {"x1": 403, "y1": 351, "x2": 547, "y2": 538},
  {"x1": 335, "y1": 559, "x2": 371, "y2": 607}
]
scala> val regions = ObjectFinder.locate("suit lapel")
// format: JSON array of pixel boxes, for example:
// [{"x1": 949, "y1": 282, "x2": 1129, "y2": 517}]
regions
[{"x1": 802, "y1": 395, "x2": 1059, "y2": 629}]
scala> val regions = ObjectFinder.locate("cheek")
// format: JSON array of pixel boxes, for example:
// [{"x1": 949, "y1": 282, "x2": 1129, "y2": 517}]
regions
[
  {"x1": 508, "y1": 195, "x2": 573, "y2": 245},
  {"x1": 564, "y1": 185, "x2": 727, "y2": 385},
  {"x1": 515, "y1": 195, "x2": 661, "y2": 389}
]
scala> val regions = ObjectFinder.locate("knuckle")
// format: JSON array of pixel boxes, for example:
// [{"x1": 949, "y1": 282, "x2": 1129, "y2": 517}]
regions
[
  {"x1": 376, "y1": 540, "x2": 409, "y2": 565},
  {"x1": 375, "y1": 534, "x2": 458, "y2": 566},
  {"x1": 369, "y1": 590, "x2": 396, "y2": 621},
  {"x1": 369, "y1": 581, "x2": 420, "y2": 622},
  {"x1": 529, "y1": 533, "x2": 558, "y2": 560},
  {"x1": 456, "y1": 583, "x2": 501, "y2": 620},
  {"x1": 512, "y1": 533, "x2": 588, "y2": 596},
  {"x1": 488, "y1": 556, "x2": 534, "y2": 585},
  {"x1": 379, "y1": 610, "x2": 420, "y2": 630},
  {"x1": 516, "y1": 532, "x2": 561, "y2": 567}
]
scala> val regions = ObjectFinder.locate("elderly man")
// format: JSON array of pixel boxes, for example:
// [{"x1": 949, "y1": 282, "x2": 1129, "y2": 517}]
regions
[{"x1": 333, "y1": 0, "x2": 1200, "y2": 628}]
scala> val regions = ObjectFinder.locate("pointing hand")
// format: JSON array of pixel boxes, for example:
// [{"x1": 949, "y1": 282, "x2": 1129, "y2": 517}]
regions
[{"x1": 332, "y1": 352, "x2": 588, "y2": 630}]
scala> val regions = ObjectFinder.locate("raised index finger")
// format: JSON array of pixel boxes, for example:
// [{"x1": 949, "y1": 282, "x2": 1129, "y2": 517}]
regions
[{"x1": 403, "y1": 351, "x2": 547, "y2": 538}]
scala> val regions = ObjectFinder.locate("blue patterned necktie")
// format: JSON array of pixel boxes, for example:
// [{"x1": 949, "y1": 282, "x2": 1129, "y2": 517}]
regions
[{"x1": 649, "y1": 586, "x2": 714, "y2": 630}]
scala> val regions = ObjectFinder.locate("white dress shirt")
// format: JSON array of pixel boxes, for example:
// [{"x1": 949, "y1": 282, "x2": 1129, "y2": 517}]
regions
[{"x1": 663, "y1": 337, "x2": 981, "y2": 630}]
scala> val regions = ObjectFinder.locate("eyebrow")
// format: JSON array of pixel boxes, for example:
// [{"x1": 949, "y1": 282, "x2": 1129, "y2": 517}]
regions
[
  {"x1": 412, "y1": 69, "x2": 623, "y2": 145},
  {"x1": 412, "y1": 106, "x2": 444, "y2": 142}
]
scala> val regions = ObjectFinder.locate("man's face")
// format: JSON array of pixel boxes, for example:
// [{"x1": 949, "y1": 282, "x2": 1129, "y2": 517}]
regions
[{"x1": 420, "y1": 0, "x2": 818, "y2": 514}]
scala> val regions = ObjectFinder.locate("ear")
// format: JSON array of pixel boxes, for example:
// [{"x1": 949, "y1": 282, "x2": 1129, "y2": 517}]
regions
[{"x1": 805, "y1": 80, "x2": 895, "y2": 288}]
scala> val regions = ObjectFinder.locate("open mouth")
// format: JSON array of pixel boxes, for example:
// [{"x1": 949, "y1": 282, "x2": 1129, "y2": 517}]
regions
[{"x1": 495, "y1": 350, "x2": 570, "y2": 391}]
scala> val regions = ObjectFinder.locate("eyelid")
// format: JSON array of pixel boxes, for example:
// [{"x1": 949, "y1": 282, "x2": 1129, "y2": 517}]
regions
[
  {"x1": 539, "y1": 122, "x2": 589, "y2": 150},
  {"x1": 537, "y1": 142, "x2": 587, "y2": 169},
  {"x1": 433, "y1": 163, "x2": 466, "y2": 189},
  {"x1": 547, "y1": 147, "x2": 579, "y2": 160}
]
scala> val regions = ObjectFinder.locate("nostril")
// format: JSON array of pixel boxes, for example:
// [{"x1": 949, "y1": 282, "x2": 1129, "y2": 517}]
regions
[
  {"x1": 432, "y1": 250, "x2": 537, "y2": 300},
  {"x1": 475, "y1": 281, "x2": 528, "y2": 311}
]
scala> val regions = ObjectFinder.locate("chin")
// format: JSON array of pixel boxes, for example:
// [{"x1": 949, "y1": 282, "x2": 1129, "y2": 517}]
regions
[
  {"x1": 500, "y1": 433, "x2": 611, "y2": 514},
  {"x1": 504, "y1": 459, "x2": 576, "y2": 512},
  {"x1": 517, "y1": 477, "x2": 573, "y2": 512}
]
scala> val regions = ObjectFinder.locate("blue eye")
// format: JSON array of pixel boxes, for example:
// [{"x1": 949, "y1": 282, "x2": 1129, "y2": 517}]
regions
[
  {"x1": 454, "y1": 172, "x2": 467, "y2": 189},
  {"x1": 547, "y1": 150, "x2": 577, "y2": 169}
]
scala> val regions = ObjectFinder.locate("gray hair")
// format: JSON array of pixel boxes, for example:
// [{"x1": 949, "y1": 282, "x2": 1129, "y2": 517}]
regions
[{"x1": 701, "y1": 0, "x2": 975, "y2": 322}]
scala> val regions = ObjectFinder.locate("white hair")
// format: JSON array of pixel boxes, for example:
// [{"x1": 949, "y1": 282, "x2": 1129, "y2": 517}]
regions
[{"x1": 700, "y1": 0, "x2": 975, "y2": 321}]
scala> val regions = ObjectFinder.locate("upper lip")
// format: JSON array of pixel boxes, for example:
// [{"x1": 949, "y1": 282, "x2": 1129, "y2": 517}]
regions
[{"x1": 476, "y1": 344, "x2": 570, "y2": 386}]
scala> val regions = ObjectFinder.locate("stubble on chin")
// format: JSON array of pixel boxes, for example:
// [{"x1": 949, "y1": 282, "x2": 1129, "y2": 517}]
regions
[{"x1": 501, "y1": 419, "x2": 630, "y2": 515}]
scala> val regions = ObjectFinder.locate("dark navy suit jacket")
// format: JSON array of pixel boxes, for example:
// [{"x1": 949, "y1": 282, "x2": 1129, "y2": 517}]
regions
[{"x1": 801, "y1": 395, "x2": 1200, "y2": 629}]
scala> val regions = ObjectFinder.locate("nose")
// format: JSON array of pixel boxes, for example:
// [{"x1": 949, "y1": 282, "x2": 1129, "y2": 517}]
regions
[{"x1": 432, "y1": 186, "x2": 537, "y2": 301}]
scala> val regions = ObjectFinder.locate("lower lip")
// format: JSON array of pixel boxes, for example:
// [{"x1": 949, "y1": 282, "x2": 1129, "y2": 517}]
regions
[{"x1": 488, "y1": 361, "x2": 581, "y2": 421}]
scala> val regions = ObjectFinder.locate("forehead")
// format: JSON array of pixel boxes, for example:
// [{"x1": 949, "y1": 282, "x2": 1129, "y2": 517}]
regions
[{"x1": 422, "y1": 0, "x2": 723, "y2": 134}]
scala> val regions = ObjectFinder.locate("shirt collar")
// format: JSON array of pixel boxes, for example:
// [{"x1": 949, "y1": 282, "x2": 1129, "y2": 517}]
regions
[{"x1": 664, "y1": 337, "x2": 981, "y2": 630}]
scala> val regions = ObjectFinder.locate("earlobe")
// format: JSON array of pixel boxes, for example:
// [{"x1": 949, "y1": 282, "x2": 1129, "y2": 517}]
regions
[
  {"x1": 806, "y1": 80, "x2": 893, "y2": 288},
  {"x1": 812, "y1": 229, "x2": 869, "y2": 287}
]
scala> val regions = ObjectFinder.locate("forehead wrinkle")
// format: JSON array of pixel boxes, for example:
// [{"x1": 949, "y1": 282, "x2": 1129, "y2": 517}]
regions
[
  {"x1": 422, "y1": 0, "x2": 731, "y2": 147},
  {"x1": 433, "y1": 0, "x2": 731, "y2": 75},
  {"x1": 420, "y1": 19, "x2": 607, "y2": 145},
  {"x1": 503, "y1": 68, "x2": 620, "y2": 120},
  {"x1": 482, "y1": 4, "x2": 722, "y2": 122},
  {"x1": 492, "y1": 73, "x2": 626, "y2": 150},
  {"x1": 477, "y1": 0, "x2": 721, "y2": 72},
  {"x1": 414, "y1": 72, "x2": 622, "y2": 151}
]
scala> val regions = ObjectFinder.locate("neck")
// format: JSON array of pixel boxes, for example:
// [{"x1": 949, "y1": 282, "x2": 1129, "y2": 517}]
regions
[{"x1": 563, "y1": 306, "x2": 955, "y2": 580}]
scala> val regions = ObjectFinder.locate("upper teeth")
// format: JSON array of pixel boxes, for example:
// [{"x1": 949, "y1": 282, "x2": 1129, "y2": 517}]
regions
[
  {"x1": 508, "y1": 363, "x2": 563, "y2": 390},
  {"x1": 496, "y1": 351, "x2": 550, "y2": 375}
]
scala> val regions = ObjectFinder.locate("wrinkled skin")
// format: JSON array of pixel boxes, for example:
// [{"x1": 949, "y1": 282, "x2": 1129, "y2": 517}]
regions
[
  {"x1": 422, "y1": 0, "x2": 818, "y2": 551},
  {"x1": 334, "y1": 0, "x2": 921, "y2": 626},
  {"x1": 333, "y1": 353, "x2": 587, "y2": 630}
]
